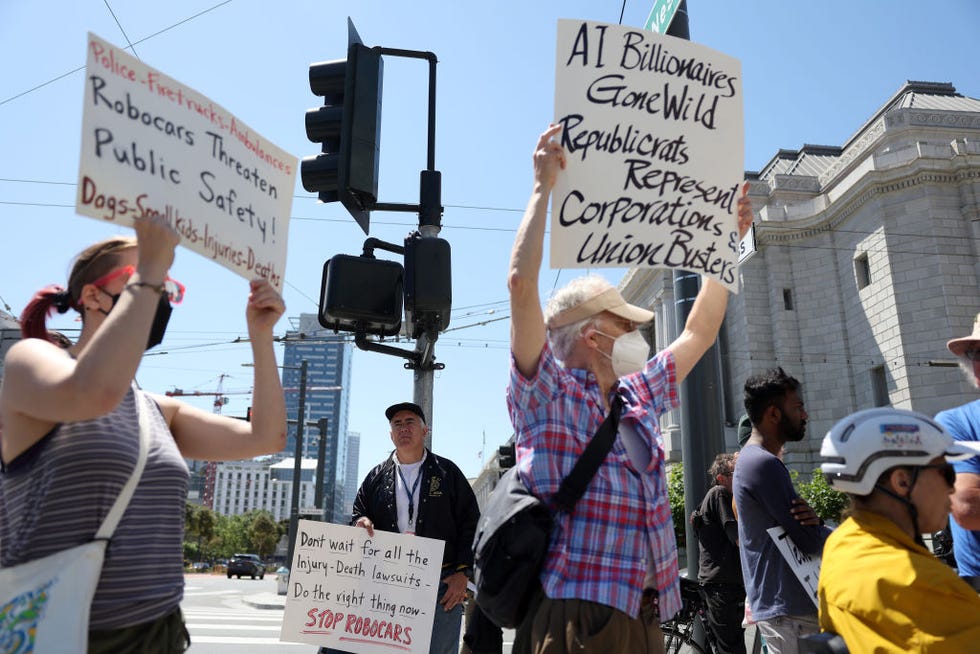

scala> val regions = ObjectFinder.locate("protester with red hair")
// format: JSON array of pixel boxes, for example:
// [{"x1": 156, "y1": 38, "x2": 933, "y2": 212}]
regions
[{"x1": 0, "y1": 214, "x2": 287, "y2": 651}]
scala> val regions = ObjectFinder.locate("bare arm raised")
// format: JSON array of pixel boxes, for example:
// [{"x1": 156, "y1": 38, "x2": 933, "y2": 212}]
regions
[
  {"x1": 509, "y1": 124, "x2": 566, "y2": 378},
  {"x1": 0, "y1": 214, "x2": 178, "y2": 461},
  {"x1": 667, "y1": 183, "x2": 754, "y2": 383},
  {"x1": 158, "y1": 278, "x2": 287, "y2": 460}
]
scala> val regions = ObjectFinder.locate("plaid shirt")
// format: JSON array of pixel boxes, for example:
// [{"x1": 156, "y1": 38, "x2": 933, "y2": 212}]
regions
[{"x1": 507, "y1": 341, "x2": 681, "y2": 620}]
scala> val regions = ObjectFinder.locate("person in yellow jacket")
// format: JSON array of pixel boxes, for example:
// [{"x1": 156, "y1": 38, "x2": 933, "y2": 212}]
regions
[{"x1": 818, "y1": 407, "x2": 980, "y2": 652}]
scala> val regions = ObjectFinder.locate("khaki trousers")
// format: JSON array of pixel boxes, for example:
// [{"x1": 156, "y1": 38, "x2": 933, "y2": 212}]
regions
[{"x1": 516, "y1": 594, "x2": 665, "y2": 654}]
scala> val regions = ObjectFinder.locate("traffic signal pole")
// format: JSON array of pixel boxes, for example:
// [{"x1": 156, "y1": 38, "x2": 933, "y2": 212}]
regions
[
  {"x1": 665, "y1": 0, "x2": 726, "y2": 590},
  {"x1": 303, "y1": 23, "x2": 448, "y2": 449},
  {"x1": 357, "y1": 46, "x2": 444, "y2": 447}
]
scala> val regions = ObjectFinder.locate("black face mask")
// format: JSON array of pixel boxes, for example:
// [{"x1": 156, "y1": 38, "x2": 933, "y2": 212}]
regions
[{"x1": 99, "y1": 290, "x2": 173, "y2": 350}]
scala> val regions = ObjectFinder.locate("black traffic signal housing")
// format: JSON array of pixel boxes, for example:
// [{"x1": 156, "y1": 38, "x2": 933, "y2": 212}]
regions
[
  {"x1": 498, "y1": 444, "x2": 516, "y2": 471},
  {"x1": 404, "y1": 235, "x2": 451, "y2": 339},
  {"x1": 319, "y1": 254, "x2": 403, "y2": 337},
  {"x1": 301, "y1": 19, "x2": 383, "y2": 235}
]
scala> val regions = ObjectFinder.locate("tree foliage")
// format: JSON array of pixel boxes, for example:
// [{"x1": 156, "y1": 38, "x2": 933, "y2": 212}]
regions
[
  {"x1": 184, "y1": 503, "x2": 288, "y2": 562},
  {"x1": 667, "y1": 463, "x2": 686, "y2": 549},
  {"x1": 792, "y1": 468, "x2": 849, "y2": 525}
]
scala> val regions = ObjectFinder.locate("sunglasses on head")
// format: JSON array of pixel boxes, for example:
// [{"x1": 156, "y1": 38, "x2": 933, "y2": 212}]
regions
[{"x1": 89, "y1": 264, "x2": 185, "y2": 304}]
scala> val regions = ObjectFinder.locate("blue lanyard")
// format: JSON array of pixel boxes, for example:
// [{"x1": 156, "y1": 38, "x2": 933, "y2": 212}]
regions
[{"x1": 397, "y1": 465, "x2": 423, "y2": 526}]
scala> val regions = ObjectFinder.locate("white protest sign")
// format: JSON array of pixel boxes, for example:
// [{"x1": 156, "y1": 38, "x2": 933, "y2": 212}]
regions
[
  {"x1": 281, "y1": 520, "x2": 445, "y2": 653},
  {"x1": 767, "y1": 526, "x2": 821, "y2": 608},
  {"x1": 77, "y1": 33, "x2": 296, "y2": 291},
  {"x1": 552, "y1": 20, "x2": 744, "y2": 291}
]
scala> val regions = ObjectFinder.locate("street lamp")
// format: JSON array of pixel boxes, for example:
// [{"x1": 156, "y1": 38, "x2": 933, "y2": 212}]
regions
[{"x1": 287, "y1": 359, "x2": 308, "y2": 570}]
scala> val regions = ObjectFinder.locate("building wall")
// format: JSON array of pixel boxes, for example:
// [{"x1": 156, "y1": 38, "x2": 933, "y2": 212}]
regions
[
  {"x1": 621, "y1": 82, "x2": 980, "y2": 473},
  {"x1": 212, "y1": 458, "x2": 319, "y2": 522},
  {"x1": 282, "y1": 313, "x2": 353, "y2": 523},
  {"x1": 0, "y1": 310, "x2": 21, "y2": 380},
  {"x1": 343, "y1": 431, "x2": 361, "y2": 519}
]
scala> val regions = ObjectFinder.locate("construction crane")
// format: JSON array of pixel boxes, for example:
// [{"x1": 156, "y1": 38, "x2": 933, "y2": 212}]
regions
[
  {"x1": 166, "y1": 375, "x2": 250, "y2": 508},
  {"x1": 164, "y1": 374, "x2": 252, "y2": 413}
]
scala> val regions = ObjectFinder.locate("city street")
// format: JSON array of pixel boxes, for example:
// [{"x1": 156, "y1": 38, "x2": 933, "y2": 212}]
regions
[
  {"x1": 181, "y1": 573, "x2": 516, "y2": 653},
  {"x1": 182, "y1": 573, "x2": 306, "y2": 653}
]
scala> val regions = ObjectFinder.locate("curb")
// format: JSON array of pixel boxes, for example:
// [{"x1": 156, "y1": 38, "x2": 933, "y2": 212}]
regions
[{"x1": 243, "y1": 593, "x2": 287, "y2": 610}]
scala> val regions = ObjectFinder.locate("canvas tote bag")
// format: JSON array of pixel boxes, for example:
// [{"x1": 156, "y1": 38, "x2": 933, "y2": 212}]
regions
[{"x1": 0, "y1": 391, "x2": 150, "y2": 654}]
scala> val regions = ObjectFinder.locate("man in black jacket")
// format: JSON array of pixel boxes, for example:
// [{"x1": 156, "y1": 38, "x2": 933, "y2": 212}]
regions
[
  {"x1": 692, "y1": 452, "x2": 745, "y2": 654},
  {"x1": 350, "y1": 402, "x2": 480, "y2": 654}
]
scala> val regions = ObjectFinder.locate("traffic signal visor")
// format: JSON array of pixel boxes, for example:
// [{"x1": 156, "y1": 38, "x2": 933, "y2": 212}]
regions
[
  {"x1": 319, "y1": 254, "x2": 403, "y2": 337},
  {"x1": 301, "y1": 31, "x2": 383, "y2": 235}
]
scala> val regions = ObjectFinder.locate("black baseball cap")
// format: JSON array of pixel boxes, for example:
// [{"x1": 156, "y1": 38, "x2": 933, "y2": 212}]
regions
[{"x1": 385, "y1": 402, "x2": 426, "y2": 424}]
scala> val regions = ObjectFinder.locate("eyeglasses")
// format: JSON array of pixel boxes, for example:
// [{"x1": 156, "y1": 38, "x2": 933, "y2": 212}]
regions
[
  {"x1": 89, "y1": 265, "x2": 185, "y2": 304},
  {"x1": 919, "y1": 463, "x2": 956, "y2": 487},
  {"x1": 963, "y1": 348, "x2": 980, "y2": 362}
]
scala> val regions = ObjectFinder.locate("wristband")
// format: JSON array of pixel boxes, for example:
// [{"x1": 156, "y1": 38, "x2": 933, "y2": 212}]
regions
[{"x1": 126, "y1": 281, "x2": 167, "y2": 296}]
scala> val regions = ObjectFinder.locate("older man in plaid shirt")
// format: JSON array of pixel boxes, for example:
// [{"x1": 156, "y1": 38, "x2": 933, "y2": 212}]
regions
[{"x1": 507, "y1": 124, "x2": 753, "y2": 654}]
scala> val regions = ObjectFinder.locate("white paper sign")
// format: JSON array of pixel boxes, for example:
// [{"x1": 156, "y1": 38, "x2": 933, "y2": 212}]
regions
[
  {"x1": 77, "y1": 33, "x2": 297, "y2": 291},
  {"x1": 767, "y1": 526, "x2": 821, "y2": 608},
  {"x1": 280, "y1": 521, "x2": 445, "y2": 653},
  {"x1": 552, "y1": 20, "x2": 744, "y2": 291}
]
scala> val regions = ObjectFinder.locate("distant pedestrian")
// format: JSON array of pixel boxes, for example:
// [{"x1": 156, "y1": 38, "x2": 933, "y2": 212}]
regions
[
  {"x1": 691, "y1": 453, "x2": 745, "y2": 654},
  {"x1": 733, "y1": 368, "x2": 830, "y2": 654},
  {"x1": 325, "y1": 402, "x2": 479, "y2": 654},
  {"x1": 0, "y1": 214, "x2": 288, "y2": 652}
]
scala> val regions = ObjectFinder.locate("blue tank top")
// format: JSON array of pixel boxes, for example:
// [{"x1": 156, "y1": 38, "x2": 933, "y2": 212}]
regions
[{"x1": 0, "y1": 387, "x2": 190, "y2": 629}]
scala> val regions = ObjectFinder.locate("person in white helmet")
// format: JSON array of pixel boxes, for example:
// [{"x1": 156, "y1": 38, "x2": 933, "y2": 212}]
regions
[{"x1": 818, "y1": 408, "x2": 980, "y2": 652}]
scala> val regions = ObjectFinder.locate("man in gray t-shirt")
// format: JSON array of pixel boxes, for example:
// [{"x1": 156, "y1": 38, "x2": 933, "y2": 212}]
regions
[{"x1": 733, "y1": 368, "x2": 830, "y2": 654}]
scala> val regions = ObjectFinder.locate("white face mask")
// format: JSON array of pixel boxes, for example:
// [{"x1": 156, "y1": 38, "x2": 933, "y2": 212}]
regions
[{"x1": 595, "y1": 329, "x2": 650, "y2": 377}]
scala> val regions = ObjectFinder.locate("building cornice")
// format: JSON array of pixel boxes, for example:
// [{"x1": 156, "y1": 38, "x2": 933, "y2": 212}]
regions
[{"x1": 757, "y1": 156, "x2": 980, "y2": 244}]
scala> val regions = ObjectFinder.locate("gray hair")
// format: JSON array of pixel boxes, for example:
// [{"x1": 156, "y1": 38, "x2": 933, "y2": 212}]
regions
[
  {"x1": 959, "y1": 358, "x2": 979, "y2": 390},
  {"x1": 544, "y1": 275, "x2": 612, "y2": 361}
]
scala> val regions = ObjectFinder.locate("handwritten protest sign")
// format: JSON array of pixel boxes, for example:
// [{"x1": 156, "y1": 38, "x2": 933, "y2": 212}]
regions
[
  {"x1": 281, "y1": 520, "x2": 445, "y2": 653},
  {"x1": 767, "y1": 526, "x2": 821, "y2": 608},
  {"x1": 552, "y1": 20, "x2": 744, "y2": 291},
  {"x1": 77, "y1": 33, "x2": 296, "y2": 291}
]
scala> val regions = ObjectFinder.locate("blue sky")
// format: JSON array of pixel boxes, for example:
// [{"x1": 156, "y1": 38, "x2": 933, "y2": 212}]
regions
[{"x1": 1, "y1": 0, "x2": 978, "y2": 481}]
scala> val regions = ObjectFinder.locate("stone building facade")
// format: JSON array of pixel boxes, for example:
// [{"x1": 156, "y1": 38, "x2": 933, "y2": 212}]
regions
[{"x1": 621, "y1": 81, "x2": 980, "y2": 470}]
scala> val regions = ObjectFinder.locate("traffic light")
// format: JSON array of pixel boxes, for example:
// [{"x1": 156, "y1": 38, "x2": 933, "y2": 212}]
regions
[
  {"x1": 498, "y1": 444, "x2": 516, "y2": 471},
  {"x1": 404, "y1": 234, "x2": 451, "y2": 338},
  {"x1": 319, "y1": 254, "x2": 403, "y2": 337},
  {"x1": 301, "y1": 19, "x2": 383, "y2": 235}
]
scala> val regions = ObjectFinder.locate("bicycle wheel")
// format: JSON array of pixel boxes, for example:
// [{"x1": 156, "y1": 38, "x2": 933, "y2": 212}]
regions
[{"x1": 662, "y1": 623, "x2": 708, "y2": 654}]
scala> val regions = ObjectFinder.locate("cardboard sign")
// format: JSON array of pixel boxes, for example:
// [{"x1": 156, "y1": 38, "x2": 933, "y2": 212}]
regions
[
  {"x1": 552, "y1": 20, "x2": 744, "y2": 291},
  {"x1": 77, "y1": 33, "x2": 296, "y2": 291},
  {"x1": 767, "y1": 526, "x2": 821, "y2": 608},
  {"x1": 281, "y1": 521, "x2": 445, "y2": 653}
]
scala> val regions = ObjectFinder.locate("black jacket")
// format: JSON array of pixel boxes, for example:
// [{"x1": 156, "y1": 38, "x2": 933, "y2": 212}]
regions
[{"x1": 352, "y1": 450, "x2": 480, "y2": 573}]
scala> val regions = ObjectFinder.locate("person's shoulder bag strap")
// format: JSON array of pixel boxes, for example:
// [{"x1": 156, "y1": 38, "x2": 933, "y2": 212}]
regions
[
  {"x1": 94, "y1": 388, "x2": 151, "y2": 541},
  {"x1": 551, "y1": 394, "x2": 624, "y2": 513}
]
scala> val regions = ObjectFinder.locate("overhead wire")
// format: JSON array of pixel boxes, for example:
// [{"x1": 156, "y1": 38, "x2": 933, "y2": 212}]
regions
[
  {"x1": 0, "y1": 0, "x2": 234, "y2": 107},
  {"x1": 103, "y1": 0, "x2": 140, "y2": 60}
]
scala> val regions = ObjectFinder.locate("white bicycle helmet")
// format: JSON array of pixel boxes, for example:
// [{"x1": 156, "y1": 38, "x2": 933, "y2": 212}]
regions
[{"x1": 821, "y1": 407, "x2": 980, "y2": 496}]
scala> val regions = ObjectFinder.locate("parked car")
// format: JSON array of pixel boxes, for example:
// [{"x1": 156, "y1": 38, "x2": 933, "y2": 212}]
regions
[
  {"x1": 227, "y1": 553, "x2": 265, "y2": 579},
  {"x1": 191, "y1": 561, "x2": 212, "y2": 572}
]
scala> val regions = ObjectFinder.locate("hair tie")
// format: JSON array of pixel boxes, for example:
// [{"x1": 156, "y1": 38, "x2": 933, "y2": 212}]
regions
[{"x1": 51, "y1": 287, "x2": 73, "y2": 314}]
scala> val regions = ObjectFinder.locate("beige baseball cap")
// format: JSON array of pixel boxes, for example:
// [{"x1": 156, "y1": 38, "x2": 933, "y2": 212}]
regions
[{"x1": 547, "y1": 287, "x2": 653, "y2": 329}]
